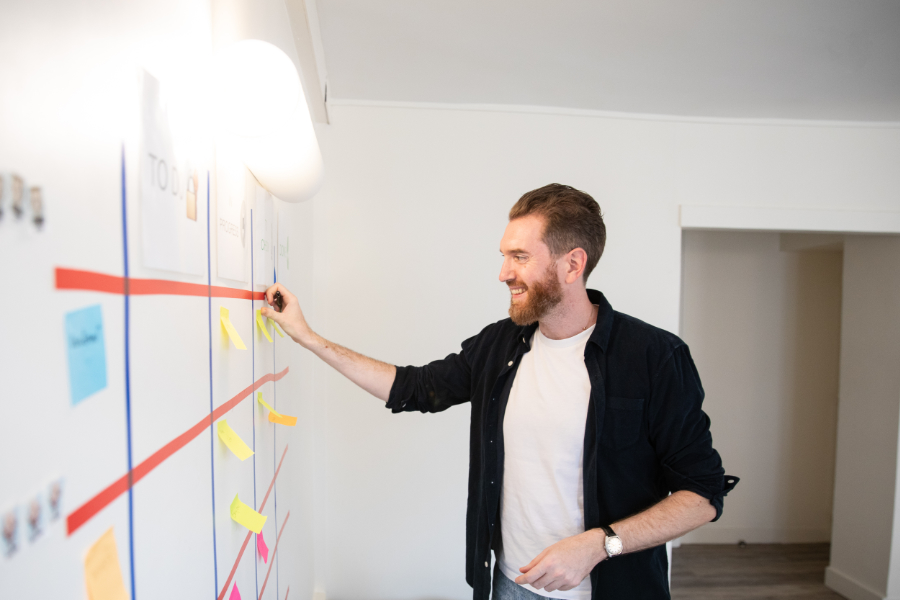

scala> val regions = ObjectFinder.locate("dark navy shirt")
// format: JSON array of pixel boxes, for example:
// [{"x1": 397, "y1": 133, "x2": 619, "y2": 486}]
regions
[{"x1": 387, "y1": 289, "x2": 737, "y2": 599}]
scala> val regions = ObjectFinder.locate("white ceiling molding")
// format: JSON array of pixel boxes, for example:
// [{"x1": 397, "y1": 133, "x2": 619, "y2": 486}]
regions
[
  {"x1": 326, "y1": 98, "x2": 900, "y2": 129},
  {"x1": 680, "y1": 205, "x2": 900, "y2": 234}
]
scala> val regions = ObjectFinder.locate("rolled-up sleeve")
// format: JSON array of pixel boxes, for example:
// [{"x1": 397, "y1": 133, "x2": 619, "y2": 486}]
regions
[
  {"x1": 648, "y1": 344, "x2": 738, "y2": 521},
  {"x1": 386, "y1": 335, "x2": 476, "y2": 414}
]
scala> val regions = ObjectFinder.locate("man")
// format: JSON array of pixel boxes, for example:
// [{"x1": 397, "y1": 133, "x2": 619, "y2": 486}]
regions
[{"x1": 262, "y1": 184, "x2": 737, "y2": 599}]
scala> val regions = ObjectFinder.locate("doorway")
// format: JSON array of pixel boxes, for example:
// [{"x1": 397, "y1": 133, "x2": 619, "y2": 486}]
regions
[{"x1": 673, "y1": 230, "x2": 844, "y2": 596}]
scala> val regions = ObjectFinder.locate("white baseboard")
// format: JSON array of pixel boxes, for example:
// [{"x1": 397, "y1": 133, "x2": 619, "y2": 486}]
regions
[
  {"x1": 312, "y1": 591, "x2": 327, "y2": 600},
  {"x1": 679, "y1": 527, "x2": 830, "y2": 544},
  {"x1": 825, "y1": 566, "x2": 884, "y2": 600}
]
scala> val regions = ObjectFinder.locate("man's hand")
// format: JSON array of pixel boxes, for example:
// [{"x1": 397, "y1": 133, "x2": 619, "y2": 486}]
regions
[
  {"x1": 515, "y1": 529, "x2": 606, "y2": 592},
  {"x1": 261, "y1": 283, "x2": 316, "y2": 348},
  {"x1": 261, "y1": 283, "x2": 396, "y2": 401}
]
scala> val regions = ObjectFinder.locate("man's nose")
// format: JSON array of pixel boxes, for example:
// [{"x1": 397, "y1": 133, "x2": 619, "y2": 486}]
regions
[{"x1": 499, "y1": 258, "x2": 513, "y2": 283}]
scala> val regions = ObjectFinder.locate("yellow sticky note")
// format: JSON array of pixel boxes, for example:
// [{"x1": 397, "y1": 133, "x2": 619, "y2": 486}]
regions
[
  {"x1": 217, "y1": 420, "x2": 254, "y2": 461},
  {"x1": 220, "y1": 307, "x2": 246, "y2": 350},
  {"x1": 230, "y1": 494, "x2": 267, "y2": 534},
  {"x1": 257, "y1": 392, "x2": 281, "y2": 416},
  {"x1": 84, "y1": 527, "x2": 129, "y2": 600},
  {"x1": 268, "y1": 318, "x2": 284, "y2": 338},
  {"x1": 268, "y1": 411, "x2": 297, "y2": 426},
  {"x1": 255, "y1": 310, "x2": 273, "y2": 343}
]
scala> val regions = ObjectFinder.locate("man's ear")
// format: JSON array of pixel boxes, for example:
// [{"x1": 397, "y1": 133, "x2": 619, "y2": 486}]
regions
[{"x1": 565, "y1": 248, "x2": 588, "y2": 284}]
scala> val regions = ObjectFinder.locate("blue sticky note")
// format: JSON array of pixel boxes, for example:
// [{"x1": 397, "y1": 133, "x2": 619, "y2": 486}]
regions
[{"x1": 65, "y1": 305, "x2": 107, "y2": 405}]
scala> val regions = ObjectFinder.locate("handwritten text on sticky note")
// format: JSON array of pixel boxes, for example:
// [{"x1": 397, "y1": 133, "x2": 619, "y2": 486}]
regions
[
  {"x1": 269, "y1": 412, "x2": 297, "y2": 426},
  {"x1": 84, "y1": 527, "x2": 128, "y2": 600},
  {"x1": 217, "y1": 420, "x2": 254, "y2": 461},
  {"x1": 230, "y1": 494, "x2": 267, "y2": 533},
  {"x1": 66, "y1": 305, "x2": 108, "y2": 405}
]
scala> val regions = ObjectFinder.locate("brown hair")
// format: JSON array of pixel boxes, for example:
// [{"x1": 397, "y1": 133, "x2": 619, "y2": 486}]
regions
[{"x1": 509, "y1": 184, "x2": 606, "y2": 282}]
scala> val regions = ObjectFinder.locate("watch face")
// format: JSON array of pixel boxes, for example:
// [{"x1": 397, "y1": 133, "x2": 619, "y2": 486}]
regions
[{"x1": 606, "y1": 536, "x2": 623, "y2": 556}]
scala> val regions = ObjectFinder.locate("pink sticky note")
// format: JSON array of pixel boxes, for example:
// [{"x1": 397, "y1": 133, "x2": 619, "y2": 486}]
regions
[
  {"x1": 257, "y1": 531, "x2": 269, "y2": 563},
  {"x1": 229, "y1": 583, "x2": 241, "y2": 600}
]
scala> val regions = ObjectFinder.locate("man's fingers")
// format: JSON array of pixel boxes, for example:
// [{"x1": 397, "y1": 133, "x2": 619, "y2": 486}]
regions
[
  {"x1": 264, "y1": 283, "x2": 281, "y2": 305},
  {"x1": 260, "y1": 305, "x2": 284, "y2": 326},
  {"x1": 515, "y1": 562, "x2": 545, "y2": 585},
  {"x1": 519, "y1": 549, "x2": 547, "y2": 573}
]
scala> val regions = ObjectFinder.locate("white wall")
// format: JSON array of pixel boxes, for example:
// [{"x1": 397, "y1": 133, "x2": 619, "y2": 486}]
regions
[
  {"x1": 309, "y1": 104, "x2": 900, "y2": 599},
  {"x1": 826, "y1": 236, "x2": 900, "y2": 600},
  {"x1": 680, "y1": 231, "x2": 842, "y2": 544}
]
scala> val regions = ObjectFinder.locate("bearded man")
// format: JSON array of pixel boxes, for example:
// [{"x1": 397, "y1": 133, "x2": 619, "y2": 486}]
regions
[{"x1": 262, "y1": 183, "x2": 737, "y2": 600}]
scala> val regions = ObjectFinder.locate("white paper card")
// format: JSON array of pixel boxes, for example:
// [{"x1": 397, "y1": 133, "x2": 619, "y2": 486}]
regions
[
  {"x1": 253, "y1": 184, "x2": 275, "y2": 288},
  {"x1": 139, "y1": 70, "x2": 205, "y2": 275},
  {"x1": 277, "y1": 208, "x2": 290, "y2": 282},
  {"x1": 215, "y1": 147, "x2": 250, "y2": 283}
]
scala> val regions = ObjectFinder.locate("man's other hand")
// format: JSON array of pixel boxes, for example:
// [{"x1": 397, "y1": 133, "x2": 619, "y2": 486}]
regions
[
  {"x1": 515, "y1": 529, "x2": 606, "y2": 592},
  {"x1": 261, "y1": 283, "x2": 315, "y2": 347}
]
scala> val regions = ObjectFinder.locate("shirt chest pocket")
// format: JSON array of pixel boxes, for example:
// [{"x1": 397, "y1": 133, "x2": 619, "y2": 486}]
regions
[{"x1": 601, "y1": 397, "x2": 645, "y2": 450}]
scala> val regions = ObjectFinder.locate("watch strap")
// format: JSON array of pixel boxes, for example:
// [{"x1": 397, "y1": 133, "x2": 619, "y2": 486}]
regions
[{"x1": 600, "y1": 525, "x2": 616, "y2": 538}]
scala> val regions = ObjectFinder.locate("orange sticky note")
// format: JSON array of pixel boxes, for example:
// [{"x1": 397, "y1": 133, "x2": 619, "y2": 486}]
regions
[
  {"x1": 84, "y1": 528, "x2": 129, "y2": 600},
  {"x1": 268, "y1": 411, "x2": 297, "y2": 426}
]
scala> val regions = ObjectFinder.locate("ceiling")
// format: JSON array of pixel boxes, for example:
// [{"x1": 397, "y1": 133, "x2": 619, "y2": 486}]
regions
[{"x1": 314, "y1": 0, "x2": 900, "y2": 122}]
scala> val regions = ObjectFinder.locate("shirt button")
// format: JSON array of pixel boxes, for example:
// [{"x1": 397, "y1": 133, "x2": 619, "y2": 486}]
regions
[
  {"x1": 485, "y1": 561, "x2": 489, "y2": 568},
  {"x1": 508, "y1": 361, "x2": 513, "y2": 366}
]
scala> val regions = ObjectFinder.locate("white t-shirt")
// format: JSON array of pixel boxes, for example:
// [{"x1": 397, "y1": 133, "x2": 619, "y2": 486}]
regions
[{"x1": 498, "y1": 324, "x2": 595, "y2": 599}]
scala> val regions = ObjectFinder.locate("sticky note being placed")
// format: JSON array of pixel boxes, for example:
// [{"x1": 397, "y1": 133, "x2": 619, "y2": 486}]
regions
[
  {"x1": 217, "y1": 420, "x2": 254, "y2": 461},
  {"x1": 257, "y1": 531, "x2": 269, "y2": 563},
  {"x1": 230, "y1": 494, "x2": 267, "y2": 534},
  {"x1": 267, "y1": 318, "x2": 284, "y2": 338},
  {"x1": 220, "y1": 306, "x2": 246, "y2": 350},
  {"x1": 255, "y1": 309, "x2": 273, "y2": 343},
  {"x1": 229, "y1": 582, "x2": 241, "y2": 600},
  {"x1": 84, "y1": 527, "x2": 128, "y2": 600},
  {"x1": 66, "y1": 305, "x2": 108, "y2": 405}
]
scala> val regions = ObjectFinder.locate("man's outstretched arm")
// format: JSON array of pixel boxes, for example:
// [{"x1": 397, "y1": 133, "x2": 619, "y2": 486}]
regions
[{"x1": 260, "y1": 283, "x2": 396, "y2": 402}]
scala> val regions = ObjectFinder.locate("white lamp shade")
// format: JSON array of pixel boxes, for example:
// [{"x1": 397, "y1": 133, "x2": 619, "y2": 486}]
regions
[{"x1": 212, "y1": 39, "x2": 323, "y2": 203}]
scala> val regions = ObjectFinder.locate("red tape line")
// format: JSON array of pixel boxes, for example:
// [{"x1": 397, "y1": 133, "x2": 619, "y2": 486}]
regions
[
  {"x1": 55, "y1": 267, "x2": 265, "y2": 300},
  {"x1": 65, "y1": 368, "x2": 289, "y2": 536},
  {"x1": 257, "y1": 511, "x2": 290, "y2": 600},
  {"x1": 217, "y1": 446, "x2": 288, "y2": 600}
]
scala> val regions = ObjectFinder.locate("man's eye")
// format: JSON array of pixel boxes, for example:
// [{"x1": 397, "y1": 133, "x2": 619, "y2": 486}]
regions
[{"x1": 515, "y1": 255, "x2": 527, "y2": 262}]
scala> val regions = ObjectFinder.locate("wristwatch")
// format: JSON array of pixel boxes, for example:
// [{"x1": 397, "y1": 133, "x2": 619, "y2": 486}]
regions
[{"x1": 601, "y1": 525, "x2": 623, "y2": 558}]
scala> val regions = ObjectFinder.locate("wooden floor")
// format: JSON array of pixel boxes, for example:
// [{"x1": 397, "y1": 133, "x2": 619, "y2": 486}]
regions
[{"x1": 671, "y1": 543, "x2": 847, "y2": 599}]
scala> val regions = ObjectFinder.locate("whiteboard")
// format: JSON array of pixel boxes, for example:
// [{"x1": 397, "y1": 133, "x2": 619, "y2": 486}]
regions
[{"x1": 0, "y1": 4, "x2": 314, "y2": 598}]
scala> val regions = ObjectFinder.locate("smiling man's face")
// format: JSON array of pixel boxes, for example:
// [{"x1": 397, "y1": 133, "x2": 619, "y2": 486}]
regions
[{"x1": 499, "y1": 214, "x2": 564, "y2": 326}]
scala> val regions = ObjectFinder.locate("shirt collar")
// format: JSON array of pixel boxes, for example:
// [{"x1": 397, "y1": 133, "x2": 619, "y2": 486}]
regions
[{"x1": 514, "y1": 288, "x2": 614, "y2": 354}]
